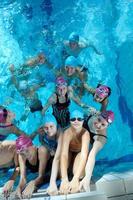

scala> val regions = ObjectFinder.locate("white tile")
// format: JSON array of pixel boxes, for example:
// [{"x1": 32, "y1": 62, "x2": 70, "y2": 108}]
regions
[
  {"x1": 126, "y1": 194, "x2": 133, "y2": 200},
  {"x1": 24, "y1": 191, "x2": 107, "y2": 200},
  {"x1": 102, "y1": 174, "x2": 122, "y2": 181},
  {"x1": 96, "y1": 177, "x2": 126, "y2": 197},
  {"x1": 108, "y1": 195, "x2": 128, "y2": 200},
  {"x1": 64, "y1": 191, "x2": 107, "y2": 200},
  {"x1": 124, "y1": 178, "x2": 133, "y2": 194},
  {"x1": 112, "y1": 172, "x2": 133, "y2": 194}
]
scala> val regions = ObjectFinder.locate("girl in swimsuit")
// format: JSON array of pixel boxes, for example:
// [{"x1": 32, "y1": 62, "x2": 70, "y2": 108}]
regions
[
  {"x1": 83, "y1": 84, "x2": 111, "y2": 111},
  {"x1": 80, "y1": 110, "x2": 114, "y2": 192},
  {"x1": 0, "y1": 107, "x2": 26, "y2": 140},
  {"x1": 0, "y1": 140, "x2": 19, "y2": 198},
  {"x1": 42, "y1": 77, "x2": 88, "y2": 129},
  {"x1": 15, "y1": 135, "x2": 47, "y2": 199},
  {"x1": 59, "y1": 110, "x2": 90, "y2": 195},
  {"x1": 36, "y1": 114, "x2": 63, "y2": 196}
]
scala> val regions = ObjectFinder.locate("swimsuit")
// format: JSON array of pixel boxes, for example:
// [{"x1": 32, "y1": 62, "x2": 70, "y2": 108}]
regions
[
  {"x1": 30, "y1": 99, "x2": 43, "y2": 113},
  {"x1": 69, "y1": 128, "x2": 86, "y2": 153},
  {"x1": 40, "y1": 133, "x2": 57, "y2": 153},
  {"x1": 26, "y1": 148, "x2": 40, "y2": 173},
  {"x1": 52, "y1": 93, "x2": 70, "y2": 128},
  {"x1": 83, "y1": 115, "x2": 107, "y2": 144}
]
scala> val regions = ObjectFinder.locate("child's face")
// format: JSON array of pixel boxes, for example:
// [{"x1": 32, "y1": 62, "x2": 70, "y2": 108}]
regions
[
  {"x1": 57, "y1": 85, "x2": 67, "y2": 97},
  {"x1": 65, "y1": 66, "x2": 76, "y2": 76},
  {"x1": 43, "y1": 122, "x2": 57, "y2": 137},
  {"x1": 69, "y1": 41, "x2": 79, "y2": 49},
  {"x1": 93, "y1": 116, "x2": 108, "y2": 131},
  {"x1": 93, "y1": 93, "x2": 105, "y2": 102},
  {"x1": 70, "y1": 117, "x2": 84, "y2": 130},
  {"x1": 19, "y1": 148, "x2": 31, "y2": 160}
]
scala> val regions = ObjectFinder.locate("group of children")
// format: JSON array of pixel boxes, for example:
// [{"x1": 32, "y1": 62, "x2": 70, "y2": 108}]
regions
[{"x1": 0, "y1": 32, "x2": 114, "y2": 199}]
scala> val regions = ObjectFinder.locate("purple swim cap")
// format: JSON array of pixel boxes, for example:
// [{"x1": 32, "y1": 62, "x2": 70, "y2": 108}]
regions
[
  {"x1": 100, "y1": 110, "x2": 114, "y2": 124},
  {"x1": 95, "y1": 85, "x2": 110, "y2": 99},
  {"x1": 16, "y1": 135, "x2": 33, "y2": 153},
  {"x1": 56, "y1": 76, "x2": 67, "y2": 87},
  {"x1": 0, "y1": 108, "x2": 8, "y2": 123}
]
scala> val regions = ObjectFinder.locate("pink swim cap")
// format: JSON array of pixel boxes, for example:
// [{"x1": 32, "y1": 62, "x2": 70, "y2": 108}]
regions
[
  {"x1": 0, "y1": 109, "x2": 7, "y2": 123},
  {"x1": 95, "y1": 85, "x2": 110, "y2": 99},
  {"x1": 16, "y1": 135, "x2": 33, "y2": 153},
  {"x1": 56, "y1": 76, "x2": 67, "y2": 87},
  {"x1": 101, "y1": 110, "x2": 114, "y2": 123}
]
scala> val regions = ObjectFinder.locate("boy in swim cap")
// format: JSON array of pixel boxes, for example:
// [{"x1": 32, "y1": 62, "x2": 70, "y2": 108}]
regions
[
  {"x1": 15, "y1": 134, "x2": 47, "y2": 199},
  {"x1": 80, "y1": 110, "x2": 114, "y2": 192},
  {"x1": 61, "y1": 32, "x2": 102, "y2": 60},
  {"x1": 64, "y1": 56, "x2": 88, "y2": 97},
  {"x1": 59, "y1": 110, "x2": 90, "y2": 194}
]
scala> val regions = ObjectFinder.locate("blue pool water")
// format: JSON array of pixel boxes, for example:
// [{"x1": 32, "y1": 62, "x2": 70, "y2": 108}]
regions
[{"x1": 0, "y1": 0, "x2": 133, "y2": 184}]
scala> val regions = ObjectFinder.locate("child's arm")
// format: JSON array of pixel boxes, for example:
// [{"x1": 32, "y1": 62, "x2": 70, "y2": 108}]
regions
[{"x1": 47, "y1": 131, "x2": 63, "y2": 195}]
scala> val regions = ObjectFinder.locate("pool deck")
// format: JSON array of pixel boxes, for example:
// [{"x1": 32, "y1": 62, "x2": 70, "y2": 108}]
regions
[{"x1": 1, "y1": 170, "x2": 133, "y2": 200}]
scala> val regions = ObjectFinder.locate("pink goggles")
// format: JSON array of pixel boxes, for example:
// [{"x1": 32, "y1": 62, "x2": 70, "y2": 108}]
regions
[
  {"x1": 95, "y1": 85, "x2": 109, "y2": 98},
  {"x1": 56, "y1": 76, "x2": 67, "y2": 87}
]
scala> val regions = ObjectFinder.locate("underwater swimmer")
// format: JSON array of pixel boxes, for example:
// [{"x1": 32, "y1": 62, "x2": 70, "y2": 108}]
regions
[
  {"x1": 0, "y1": 107, "x2": 27, "y2": 139},
  {"x1": 42, "y1": 76, "x2": 89, "y2": 129},
  {"x1": 9, "y1": 65, "x2": 45, "y2": 120},
  {"x1": 61, "y1": 32, "x2": 102, "y2": 60}
]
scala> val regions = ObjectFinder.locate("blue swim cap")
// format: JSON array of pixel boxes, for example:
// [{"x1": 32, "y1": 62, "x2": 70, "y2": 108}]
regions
[
  {"x1": 43, "y1": 114, "x2": 57, "y2": 126},
  {"x1": 65, "y1": 56, "x2": 79, "y2": 67},
  {"x1": 69, "y1": 32, "x2": 79, "y2": 43},
  {"x1": 70, "y1": 110, "x2": 84, "y2": 119}
]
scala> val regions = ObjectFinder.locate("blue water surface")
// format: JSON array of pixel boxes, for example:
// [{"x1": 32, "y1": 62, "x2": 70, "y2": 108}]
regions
[{"x1": 0, "y1": 0, "x2": 133, "y2": 184}]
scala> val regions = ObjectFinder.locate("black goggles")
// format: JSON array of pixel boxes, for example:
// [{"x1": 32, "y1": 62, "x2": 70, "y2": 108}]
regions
[
  {"x1": 70, "y1": 117, "x2": 84, "y2": 122},
  {"x1": 3, "y1": 108, "x2": 8, "y2": 118}
]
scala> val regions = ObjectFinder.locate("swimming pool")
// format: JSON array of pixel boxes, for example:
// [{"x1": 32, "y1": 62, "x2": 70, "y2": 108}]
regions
[{"x1": 0, "y1": 0, "x2": 133, "y2": 182}]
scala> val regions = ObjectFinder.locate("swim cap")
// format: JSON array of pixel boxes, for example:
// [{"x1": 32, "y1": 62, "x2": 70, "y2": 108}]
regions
[
  {"x1": 56, "y1": 76, "x2": 67, "y2": 87},
  {"x1": 95, "y1": 85, "x2": 110, "y2": 99},
  {"x1": 100, "y1": 110, "x2": 114, "y2": 124},
  {"x1": 19, "y1": 80, "x2": 28, "y2": 90},
  {"x1": 16, "y1": 135, "x2": 33, "y2": 153},
  {"x1": 70, "y1": 110, "x2": 84, "y2": 119},
  {"x1": 65, "y1": 56, "x2": 79, "y2": 68},
  {"x1": 69, "y1": 32, "x2": 79, "y2": 43},
  {"x1": 0, "y1": 108, "x2": 7, "y2": 123},
  {"x1": 43, "y1": 114, "x2": 57, "y2": 127}
]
